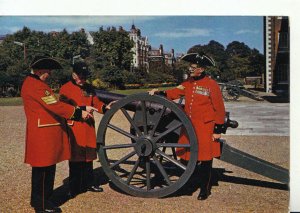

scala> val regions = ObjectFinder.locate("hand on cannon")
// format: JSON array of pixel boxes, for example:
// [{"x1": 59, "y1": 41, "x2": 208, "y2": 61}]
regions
[
  {"x1": 105, "y1": 100, "x2": 117, "y2": 110},
  {"x1": 84, "y1": 101, "x2": 117, "y2": 116},
  {"x1": 86, "y1": 106, "x2": 98, "y2": 113},
  {"x1": 82, "y1": 110, "x2": 93, "y2": 120},
  {"x1": 212, "y1": 133, "x2": 221, "y2": 142},
  {"x1": 148, "y1": 88, "x2": 159, "y2": 96}
]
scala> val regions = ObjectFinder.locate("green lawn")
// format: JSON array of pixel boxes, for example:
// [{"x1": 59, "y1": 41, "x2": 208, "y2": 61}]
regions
[
  {"x1": 112, "y1": 87, "x2": 173, "y2": 95},
  {"x1": 0, "y1": 87, "x2": 174, "y2": 106}
]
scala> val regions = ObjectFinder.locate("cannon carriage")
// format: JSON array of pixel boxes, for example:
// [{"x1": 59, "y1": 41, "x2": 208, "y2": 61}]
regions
[
  {"x1": 95, "y1": 90, "x2": 288, "y2": 198},
  {"x1": 219, "y1": 81, "x2": 264, "y2": 101}
]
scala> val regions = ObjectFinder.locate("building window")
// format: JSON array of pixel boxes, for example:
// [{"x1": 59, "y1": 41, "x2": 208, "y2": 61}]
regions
[
  {"x1": 278, "y1": 32, "x2": 289, "y2": 48},
  {"x1": 277, "y1": 64, "x2": 289, "y2": 83}
]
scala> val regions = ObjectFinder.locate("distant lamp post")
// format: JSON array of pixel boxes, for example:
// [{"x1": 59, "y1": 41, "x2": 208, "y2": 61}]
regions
[
  {"x1": 14, "y1": 41, "x2": 26, "y2": 62},
  {"x1": 72, "y1": 55, "x2": 81, "y2": 65}
]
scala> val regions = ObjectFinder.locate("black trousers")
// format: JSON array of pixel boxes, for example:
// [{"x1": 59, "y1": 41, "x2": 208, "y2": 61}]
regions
[
  {"x1": 69, "y1": 161, "x2": 94, "y2": 195},
  {"x1": 30, "y1": 164, "x2": 56, "y2": 209},
  {"x1": 199, "y1": 160, "x2": 213, "y2": 191}
]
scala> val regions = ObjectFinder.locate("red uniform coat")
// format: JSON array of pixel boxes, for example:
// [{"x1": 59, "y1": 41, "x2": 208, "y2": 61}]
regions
[
  {"x1": 21, "y1": 74, "x2": 76, "y2": 167},
  {"x1": 59, "y1": 81, "x2": 105, "y2": 162},
  {"x1": 166, "y1": 75, "x2": 225, "y2": 161}
]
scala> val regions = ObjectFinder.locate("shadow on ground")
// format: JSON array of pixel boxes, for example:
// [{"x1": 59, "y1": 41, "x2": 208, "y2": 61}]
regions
[
  {"x1": 49, "y1": 164, "x2": 288, "y2": 206},
  {"x1": 249, "y1": 88, "x2": 289, "y2": 103},
  {"x1": 169, "y1": 166, "x2": 288, "y2": 198},
  {"x1": 50, "y1": 166, "x2": 110, "y2": 206},
  {"x1": 262, "y1": 95, "x2": 289, "y2": 103}
]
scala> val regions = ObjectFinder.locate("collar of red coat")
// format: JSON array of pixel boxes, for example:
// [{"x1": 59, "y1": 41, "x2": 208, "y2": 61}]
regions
[
  {"x1": 28, "y1": 73, "x2": 42, "y2": 81},
  {"x1": 70, "y1": 79, "x2": 96, "y2": 95},
  {"x1": 189, "y1": 72, "x2": 206, "y2": 81}
]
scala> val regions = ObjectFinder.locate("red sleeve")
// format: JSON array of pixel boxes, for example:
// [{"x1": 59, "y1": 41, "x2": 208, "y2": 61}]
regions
[
  {"x1": 59, "y1": 83, "x2": 76, "y2": 106},
  {"x1": 210, "y1": 80, "x2": 225, "y2": 124},
  {"x1": 92, "y1": 95, "x2": 105, "y2": 114},
  {"x1": 165, "y1": 84, "x2": 186, "y2": 100},
  {"x1": 36, "y1": 83, "x2": 75, "y2": 119},
  {"x1": 59, "y1": 84, "x2": 67, "y2": 96}
]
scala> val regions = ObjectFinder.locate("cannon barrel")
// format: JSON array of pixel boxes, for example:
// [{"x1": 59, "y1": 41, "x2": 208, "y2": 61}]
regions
[
  {"x1": 95, "y1": 89, "x2": 126, "y2": 104},
  {"x1": 95, "y1": 89, "x2": 238, "y2": 133},
  {"x1": 95, "y1": 89, "x2": 171, "y2": 113}
]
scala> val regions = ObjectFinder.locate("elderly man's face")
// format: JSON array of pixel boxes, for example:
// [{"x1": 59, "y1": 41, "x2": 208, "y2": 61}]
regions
[
  {"x1": 72, "y1": 72, "x2": 86, "y2": 86},
  {"x1": 34, "y1": 69, "x2": 52, "y2": 81},
  {"x1": 189, "y1": 64, "x2": 205, "y2": 77}
]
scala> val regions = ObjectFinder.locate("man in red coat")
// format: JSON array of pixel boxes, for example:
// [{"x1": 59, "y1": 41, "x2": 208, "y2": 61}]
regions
[
  {"x1": 149, "y1": 53, "x2": 225, "y2": 200},
  {"x1": 59, "y1": 61, "x2": 114, "y2": 198},
  {"x1": 21, "y1": 56, "x2": 92, "y2": 213}
]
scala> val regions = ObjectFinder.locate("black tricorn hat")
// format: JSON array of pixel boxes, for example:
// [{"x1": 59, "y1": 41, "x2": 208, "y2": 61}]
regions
[
  {"x1": 30, "y1": 56, "x2": 63, "y2": 70},
  {"x1": 181, "y1": 53, "x2": 215, "y2": 67},
  {"x1": 72, "y1": 61, "x2": 91, "y2": 77}
]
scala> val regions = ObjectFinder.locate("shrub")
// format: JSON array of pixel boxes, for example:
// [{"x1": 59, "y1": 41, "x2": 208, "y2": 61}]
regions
[
  {"x1": 142, "y1": 83, "x2": 162, "y2": 89},
  {"x1": 92, "y1": 78, "x2": 109, "y2": 90},
  {"x1": 124, "y1": 84, "x2": 142, "y2": 89},
  {"x1": 161, "y1": 82, "x2": 177, "y2": 87}
]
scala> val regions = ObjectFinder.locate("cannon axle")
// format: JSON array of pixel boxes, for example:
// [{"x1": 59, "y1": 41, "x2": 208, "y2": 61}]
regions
[{"x1": 135, "y1": 137, "x2": 155, "y2": 157}]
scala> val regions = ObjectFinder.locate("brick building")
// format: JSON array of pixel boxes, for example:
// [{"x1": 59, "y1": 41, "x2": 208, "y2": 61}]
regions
[
  {"x1": 264, "y1": 16, "x2": 290, "y2": 95},
  {"x1": 148, "y1": 44, "x2": 176, "y2": 72}
]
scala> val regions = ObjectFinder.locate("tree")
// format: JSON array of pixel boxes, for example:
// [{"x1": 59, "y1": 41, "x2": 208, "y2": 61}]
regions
[
  {"x1": 172, "y1": 60, "x2": 189, "y2": 83},
  {"x1": 226, "y1": 55, "x2": 251, "y2": 79},
  {"x1": 99, "y1": 66, "x2": 125, "y2": 89},
  {"x1": 248, "y1": 48, "x2": 265, "y2": 76},
  {"x1": 91, "y1": 27, "x2": 134, "y2": 70},
  {"x1": 226, "y1": 41, "x2": 252, "y2": 57},
  {"x1": 146, "y1": 70, "x2": 175, "y2": 84},
  {"x1": 225, "y1": 41, "x2": 258, "y2": 80}
]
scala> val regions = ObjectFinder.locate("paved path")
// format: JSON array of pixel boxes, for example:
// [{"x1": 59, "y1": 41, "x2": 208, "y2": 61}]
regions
[{"x1": 224, "y1": 102, "x2": 289, "y2": 136}]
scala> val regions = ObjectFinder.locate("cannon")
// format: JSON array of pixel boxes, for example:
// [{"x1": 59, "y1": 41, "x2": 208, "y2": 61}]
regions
[
  {"x1": 219, "y1": 81, "x2": 264, "y2": 101},
  {"x1": 95, "y1": 90, "x2": 288, "y2": 198}
]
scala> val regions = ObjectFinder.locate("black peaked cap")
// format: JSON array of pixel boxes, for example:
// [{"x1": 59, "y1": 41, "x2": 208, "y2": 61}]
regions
[
  {"x1": 181, "y1": 53, "x2": 215, "y2": 67},
  {"x1": 72, "y1": 61, "x2": 91, "y2": 77}
]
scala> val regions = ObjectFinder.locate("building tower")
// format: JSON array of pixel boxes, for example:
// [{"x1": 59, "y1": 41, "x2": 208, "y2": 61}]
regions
[{"x1": 129, "y1": 24, "x2": 150, "y2": 72}]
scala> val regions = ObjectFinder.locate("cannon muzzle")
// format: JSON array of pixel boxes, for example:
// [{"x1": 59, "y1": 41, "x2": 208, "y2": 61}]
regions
[{"x1": 221, "y1": 112, "x2": 239, "y2": 134}]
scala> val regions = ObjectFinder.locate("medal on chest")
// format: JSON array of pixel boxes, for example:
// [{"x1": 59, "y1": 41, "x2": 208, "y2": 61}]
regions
[{"x1": 194, "y1": 86, "x2": 210, "y2": 96}]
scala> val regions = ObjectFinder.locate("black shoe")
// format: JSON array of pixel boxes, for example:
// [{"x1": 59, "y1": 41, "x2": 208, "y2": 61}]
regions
[
  {"x1": 87, "y1": 185, "x2": 103, "y2": 192},
  {"x1": 34, "y1": 206, "x2": 62, "y2": 213},
  {"x1": 197, "y1": 188, "x2": 211, "y2": 200}
]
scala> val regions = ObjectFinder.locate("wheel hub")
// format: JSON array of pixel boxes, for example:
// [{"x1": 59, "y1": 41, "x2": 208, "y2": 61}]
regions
[{"x1": 135, "y1": 137, "x2": 155, "y2": 157}]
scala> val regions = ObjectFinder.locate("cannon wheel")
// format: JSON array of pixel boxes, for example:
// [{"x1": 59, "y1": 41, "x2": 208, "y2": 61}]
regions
[{"x1": 97, "y1": 93, "x2": 198, "y2": 198}]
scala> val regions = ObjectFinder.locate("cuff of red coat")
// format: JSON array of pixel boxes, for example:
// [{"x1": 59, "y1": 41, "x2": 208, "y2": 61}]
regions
[
  {"x1": 157, "y1": 91, "x2": 167, "y2": 97},
  {"x1": 101, "y1": 104, "x2": 107, "y2": 114},
  {"x1": 70, "y1": 107, "x2": 82, "y2": 121},
  {"x1": 79, "y1": 106, "x2": 86, "y2": 111}
]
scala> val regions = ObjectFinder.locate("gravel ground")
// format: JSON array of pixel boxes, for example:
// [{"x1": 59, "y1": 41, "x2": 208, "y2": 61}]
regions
[{"x1": 0, "y1": 106, "x2": 289, "y2": 213}]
